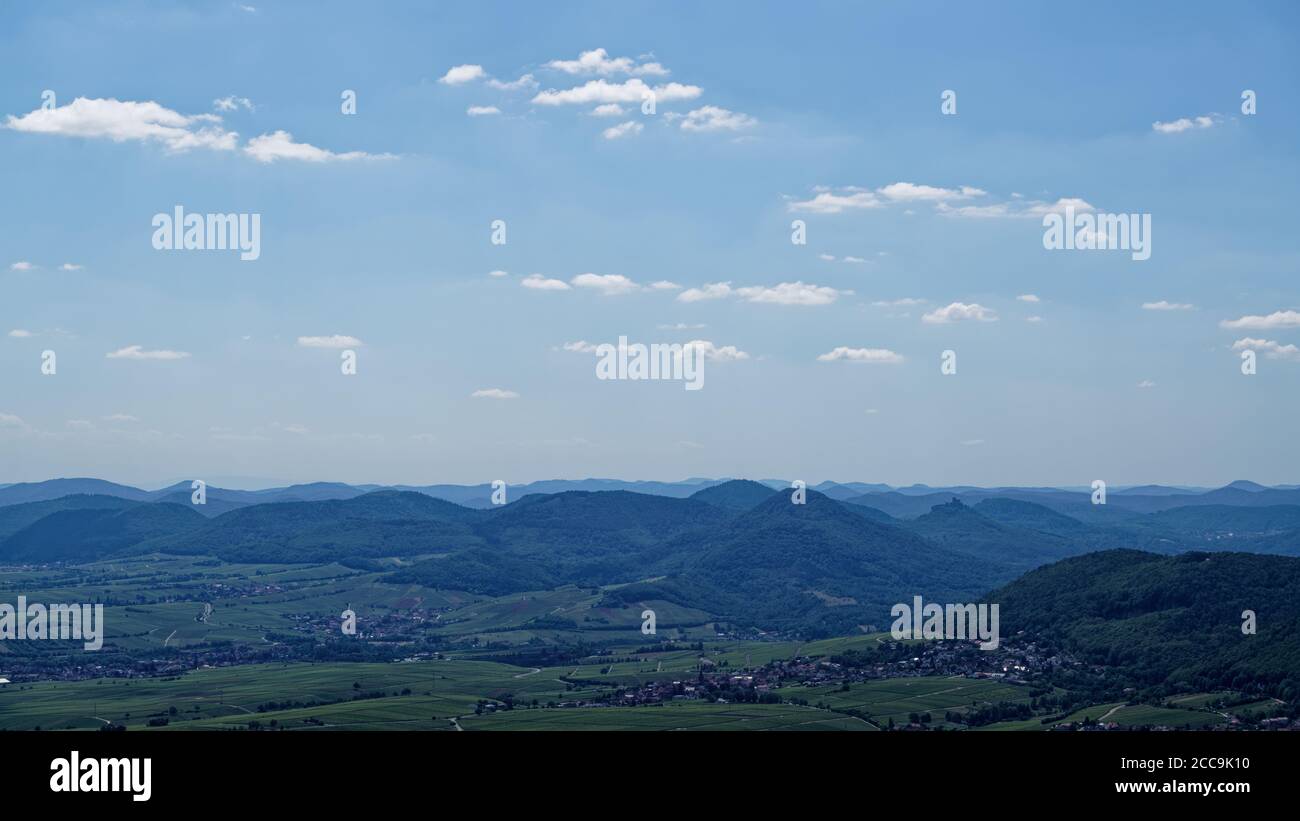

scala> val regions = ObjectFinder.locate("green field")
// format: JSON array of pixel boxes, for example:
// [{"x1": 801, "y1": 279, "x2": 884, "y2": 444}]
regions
[{"x1": 458, "y1": 702, "x2": 875, "y2": 731}]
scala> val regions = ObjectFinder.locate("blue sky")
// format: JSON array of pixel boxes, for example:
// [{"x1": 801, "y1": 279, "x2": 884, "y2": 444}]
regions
[{"x1": 1, "y1": 0, "x2": 1298, "y2": 488}]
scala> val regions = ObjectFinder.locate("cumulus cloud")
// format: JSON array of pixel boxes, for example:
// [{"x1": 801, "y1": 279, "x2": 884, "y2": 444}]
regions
[
  {"x1": 488, "y1": 269, "x2": 509, "y2": 277},
  {"x1": 922, "y1": 302, "x2": 998, "y2": 324},
  {"x1": 877, "y1": 182, "x2": 985, "y2": 202},
  {"x1": 544, "y1": 48, "x2": 668, "y2": 77},
  {"x1": 602, "y1": 120, "x2": 643, "y2": 140},
  {"x1": 816, "y1": 347, "x2": 904, "y2": 364},
  {"x1": 1137, "y1": 379, "x2": 1157, "y2": 388},
  {"x1": 1232, "y1": 337, "x2": 1300, "y2": 360},
  {"x1": 243, "y1": 130, "x2": 394, "y2": 163},
  {"x1": 521, "y1": 274, "x2": 571, "y2": 291},
  {"x1": 677, "y1": 282, "x2": 733, "y2": 303},
  {"x1": 9, "y1": 261, "x2": 34, "y2": 271},
  {"x1": 213, "y1": 96, "x2": 254, "y2": 112},
  {"x1": 668, "y1": 105, "x2": 756, "y2": 132},
  {"x1": 570, "y1": 273, "x2": 639, "y2": 295},
  {"x1": 8, "y1": 329, "x2": 32, "y2": 338},
  {"x1": 59, "y1": 263, "x2": 83, "y2": 271},
  {"x1": 589, "y1": 104, "x2": 626, "y2": 117},
  {"x1": 5, "y1": 97, "x2": 237, "y2": 152},
  {"x1": 486, "y1": 74, "x2": 538, "y2": 91},
  {"x1": 685, "y1": 340, "x2": 749, "y2": 362},
  {"x1": 1219, "y1": 310, "x2": 1300, "y2": 330},
  {"x1": 297, "y1": 335, "x2": 362, "y2": 348},
  {"x1": 736, "y1": 281, "x2": 845, "y2": 306},
  {"x1": 1152, "y1": 114, "x2": 1219, "y2": 134},
  {"x1": 1143, "y1": 300, "x2": 1194, "y2": 311},
  {"x1": 471, "y1": 388, "x2": 520, "y2": 399},
  {"x1": 532, "y1": 78, "x2": 701, "y2": 107},
  {"x1": 787, "y1": 189, "x2": 882, "y2": 214},
  {"x1": 106, "y1": 345, "x2": 191, "y2": 360},
  {"x1": 467, "y1": 105, "x2": 501, "y2": 117},
  {"x1": 440, "y1": 64, "x2": 486, "y2": 85},
  {"x1": 1017, "y1": 294, "x2": 1040, "y2": 303},
  {"x1": 676, "y1": 280, "x2": 845, "y2": 306}
]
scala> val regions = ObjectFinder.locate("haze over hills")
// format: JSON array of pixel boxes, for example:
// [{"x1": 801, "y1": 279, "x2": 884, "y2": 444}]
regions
[{"x1": 3, "y1": 476, "x2": 1300, "y2": 637}]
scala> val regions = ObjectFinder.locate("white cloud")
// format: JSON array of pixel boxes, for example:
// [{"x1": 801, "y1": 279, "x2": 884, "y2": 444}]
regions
[
  {"x1": 877, "y1": 182, "x2": 985, "y2": 202},
  {"x1": 59, "y1": 263, "x2": 83, "y2": 271},
  {"x1": 103, "y1": 414, "x2": 139, "y2": 423},
  {"x1": 1152, "y1": 114, "x2": 1219, "y2": 134},
  {"x1": 243, "y1": 130, "x2": 394, "y2": 163},
  {"x1": 1143, "y1": 300, "x2": 1194, "y2": 311},
  {"x1": 677, "y1": 282, "x2": 733, "y2": 303},
  {"x1": 297, "y1": 335, "x2": 362, "y2": 348},
  {"x1": 488, "y1": 269, "x2": 509, "y2": 277},
  {"x1": 938, "y1": 196, "x2": 1094, "y2": 220},
  {"x1": 5, "y1": 97, "x2": 237, "y2": 152},
  {"x1": 532, "y1": 78, "x2": 701, "y2": 106},
  {"x1": 872, "y1": 298, "x2": 925, "y2": 307},
  {"x1": 571, "y1": 272, "x2": 639, "y2": 295},
  {"x1": 1026, "y1": 315, "x2": 1044, "y2": 323},
  {"x1": 544, "y1": 48, "x2": 668, "y2": 77},
  {"x1": 521, "y1": 274, "x2": 571, "y2": 291},
  {"x1": 657, "y1": 322, "x2": 706, "y2": 330},
  {"x1": 787, "y1": 189, "x2": 881, "y2": 214},
  {"x1": 1220, "y1": 310, "x2": 1300, "y2": 330},
  {"x1": 842, "y1": 256, "x2": 867, "y2": 264},
  {"x1": 562, "y1": 341, "x2": 600, "y2": 354},
  {"x1": 676, "y1": 280, "x2": 845, "y2": 306},
  {"x1": 818, "y1": 253, "x2": 836, "y2": 261},
  {"x1": 601, "y1": 120, "x2": 643, "y2": 140},
  {"x1": 1232, "y1": 337, "x2": 1300, "y2": 361},
  {"x1": 1017, "y1": 294, "x2": 1040, "y2": 303},
  {"x1": 66, "y1": 419, "x2": 94, "y2": 429},
  {"x1": 213, "y1": 96, "x2": 254, "y2": 112},
  {"x1": 589, "y1": 104, "x2": 626, "y2": 117},
  {"x1": 8, "y1": 329, "x2": 31, "y2": 338},
  {"x1": 9, "y1": 261, "x2": 34, "y2": 271},
  {"x1": 467, "y1": 105, "x2": 501, "y2": 117},
  {"x1": 1137, "y1": 379, "x2": 1157, "y2": 388},
  {"x1": 486, "y1": 74, "x2": 538, "y2": 91},
  {"x1": 471, "y1": 388, "x2": 520, "y2": 399},
  {"x1": 816, "y1": 347, "x2": 904, "y2": 364},
  {"x1": 648, "y1": 280, "x2": 681, "y2": 291},
  {"x1": 0, "y1": 413, "x2": 25, "y2": 427},
  {"x1": 277, "y1": 423, "x2": 310, "y2": 435},
  {"x1": 686, "y1": 340, "x2": 749, "y2": 362},
  {"x1": 735, "y1": 281, "x2": 845, "y2": 306},
  {"x1": 670, "y1": 105, "x2": 756, "y2": 132},
  {"x1": 440, "y1": 64, "x2": 486, "y2": 85},
  {"x1": 922, "y1": 302, "x2": 998, "y2": 324},
  {"x1": 106, "y1": 345, "x2": 191, "y2": 360}
]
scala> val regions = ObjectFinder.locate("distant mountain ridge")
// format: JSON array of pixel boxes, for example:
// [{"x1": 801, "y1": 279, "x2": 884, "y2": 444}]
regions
[{"x1": 6, "y1": 477, "x2": 1300, "y2": 636}]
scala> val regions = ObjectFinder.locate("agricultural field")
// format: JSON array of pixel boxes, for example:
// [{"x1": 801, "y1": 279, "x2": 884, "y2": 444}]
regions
[
  {"x1": 776, "y1": 675, "x2": 1029, "y2": 728},
  {"x1": 458, "y1": 702, "x2": 875, "y2": 731}
]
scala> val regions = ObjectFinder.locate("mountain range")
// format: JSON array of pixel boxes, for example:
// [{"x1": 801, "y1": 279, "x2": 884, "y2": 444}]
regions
[{"x1": 4, "y1": 476, "x2": 1300, "y2": 635}]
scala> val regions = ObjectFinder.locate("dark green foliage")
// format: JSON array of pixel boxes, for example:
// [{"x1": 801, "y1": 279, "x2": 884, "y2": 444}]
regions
[
  {"x1": 993, "y1": 549, "x2": 1300, "y2": 699},
  {"x1": 0, "y1": 503, "x2": 206, "y2": 562}
]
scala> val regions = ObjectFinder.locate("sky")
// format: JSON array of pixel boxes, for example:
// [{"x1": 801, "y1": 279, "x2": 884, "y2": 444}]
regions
[{"x1": 1, "y1": 0, "x2": 1298, "y2": 489}]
